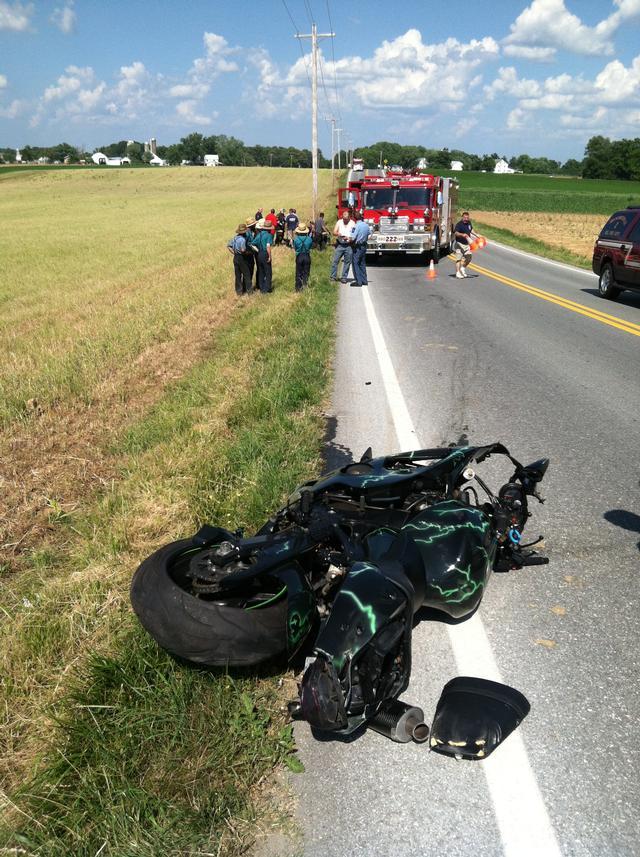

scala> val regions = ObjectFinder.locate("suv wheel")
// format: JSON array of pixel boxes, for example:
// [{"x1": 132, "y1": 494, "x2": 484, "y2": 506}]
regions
[{"x1": 598, "y1": 263, "x2": 621, "y2": 300}]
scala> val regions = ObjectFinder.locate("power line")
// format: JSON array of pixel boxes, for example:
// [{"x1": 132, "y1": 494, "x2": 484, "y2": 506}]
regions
[
  {"x1": 325, "y1": 0, "x2": 342, "y2": 123},
  {"x1": 281, "y1": 0, "x2": 312, "y2": 88},
  {"x1": 303, "y1": 0, "x2": 314, "y2": 26}
]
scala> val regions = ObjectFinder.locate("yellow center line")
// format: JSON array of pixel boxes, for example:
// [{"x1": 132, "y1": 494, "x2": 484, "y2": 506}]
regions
[{"x1": 461, "y1": 259, "x2": 640, "y2": 338}]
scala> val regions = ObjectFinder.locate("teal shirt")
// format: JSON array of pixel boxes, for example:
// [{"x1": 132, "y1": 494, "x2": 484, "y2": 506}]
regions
[
  {"x1": 293, "y1": 234, "x2": 313, "y2": 255},
  {"x1": 252, "y1": 230, "x2": 273, "y2": 251}
]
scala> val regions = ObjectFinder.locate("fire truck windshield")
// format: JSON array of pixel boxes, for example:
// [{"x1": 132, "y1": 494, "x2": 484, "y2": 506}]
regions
[{"x1": 363, "y1": 187, "x2": 431, "y2": 209}]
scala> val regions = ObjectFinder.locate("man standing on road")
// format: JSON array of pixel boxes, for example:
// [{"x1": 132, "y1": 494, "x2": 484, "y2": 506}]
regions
[
  {"x1": 351, "y1": 211, "x2": 371, "y2": 286},
  {"x1": 227, "y1": 223, "x2": 253, "y2": 296},
  {"x1": 452, "y1": 211, "x2": 478, "y2": 278},
  {"x1": 331, "y1": 210, "x2": 355, "y2": 283}
]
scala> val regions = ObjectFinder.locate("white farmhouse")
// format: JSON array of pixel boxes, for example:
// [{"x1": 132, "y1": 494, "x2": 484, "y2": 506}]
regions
[
  {"x1": 15, "y1": 148, "x2": 22, "y2": 163},
  {"x1": 204, "y1": 154, "x2": 219, "y2": 167},
  {"x1": 149, "y1": 154, "x2": 167, "y2": 166},
  {"x1": 450, "y1": 160, "x2": 464, "y2": 171},
  {"x1": 92, "y1": 152, "x2": 131, "y2": 166},
  {"x1": 494, "y1": 158, "x2": 515, "y2": 174}
]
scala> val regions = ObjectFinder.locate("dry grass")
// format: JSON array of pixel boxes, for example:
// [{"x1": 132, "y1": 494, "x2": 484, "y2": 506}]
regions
[
  {"x1": 473, "y1": 210, "x2": 603, "y2": 263},
  {"x1": 0, "y1": 167, "x2": 331, "y2": 564}
]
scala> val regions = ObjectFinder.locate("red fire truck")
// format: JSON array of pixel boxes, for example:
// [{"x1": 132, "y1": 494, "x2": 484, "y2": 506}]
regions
[{"x1": 337, "y1": 171, "x2": 458, "y2": 261}]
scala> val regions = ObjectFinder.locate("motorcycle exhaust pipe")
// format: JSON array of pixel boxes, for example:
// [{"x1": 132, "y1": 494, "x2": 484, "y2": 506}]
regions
[{"x1": 368, "y1": 700, "x2": 430, "y2": 744}]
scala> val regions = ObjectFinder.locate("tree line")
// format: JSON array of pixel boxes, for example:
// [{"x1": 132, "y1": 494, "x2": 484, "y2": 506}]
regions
[{"x1": 2, "y1": 134, "x2": 639, "y2": 180}]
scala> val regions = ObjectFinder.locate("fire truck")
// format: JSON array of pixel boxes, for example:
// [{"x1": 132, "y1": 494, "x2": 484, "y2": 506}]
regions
[{"x1": 337, "y1": 170, "x2": 458, "y2": 261}]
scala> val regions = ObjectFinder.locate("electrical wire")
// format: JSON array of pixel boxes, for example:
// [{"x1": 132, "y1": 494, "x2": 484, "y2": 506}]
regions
[
  {"x1": 281, "y1": 0, "x2": 312, "y2": 89},
  {"x1": 325, "y1": 0, "x2": 342, "y2": 123}
]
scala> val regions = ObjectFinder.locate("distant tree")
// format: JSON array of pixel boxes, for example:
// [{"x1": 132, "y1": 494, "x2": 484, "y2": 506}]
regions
[
  {"x1": 582, "y1": 136, "x2": 613, "y2": 179},
  {"x1": 180, "y1": 132, "x2": 205, "y2": 164},
  {"x1": 141, "y1": 150, "x2": 153, "y2": 164},
  {"x1": 165, "y1": 143, "x2": 184, "y2": 165},
  {"x1": 126, "y1": 141, "x2": 144, "y2": 163},
  {"x1": 560, "y1": 158, "x2": 583, "y2": 176}
]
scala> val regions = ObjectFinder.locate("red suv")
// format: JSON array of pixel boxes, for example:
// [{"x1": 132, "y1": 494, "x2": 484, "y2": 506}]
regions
[{"x1": 592, "y1": 206, "x2": 640, "y2": 299}]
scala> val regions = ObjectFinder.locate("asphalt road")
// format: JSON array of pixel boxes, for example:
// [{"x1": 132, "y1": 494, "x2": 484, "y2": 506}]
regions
[{"x1": 292, "y1": 242, "x2": 640, "y2": 857}]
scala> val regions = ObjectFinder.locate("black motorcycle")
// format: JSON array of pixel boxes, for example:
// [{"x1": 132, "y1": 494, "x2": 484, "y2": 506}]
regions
[{"x1": 131, "y1": 444, "x2": 548, "y2": 739}]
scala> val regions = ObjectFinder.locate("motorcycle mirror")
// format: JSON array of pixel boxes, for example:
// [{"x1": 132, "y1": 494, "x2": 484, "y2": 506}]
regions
[
  {"x1": 522, "y1": 458, "x2": 549, "y2": 483},
  {"x1": 360, "y1": 446, "x2": 373, "y2": 462},
  {"x1": 429, "y1": 677, "x2": 530, "y2": 761}
]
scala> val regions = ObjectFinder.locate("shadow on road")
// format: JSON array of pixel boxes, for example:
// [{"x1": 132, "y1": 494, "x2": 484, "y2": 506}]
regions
[
  {"x1": 603, "y1": 509, "x2": 640, "y2": 552},
  {"x1": 580, "y1": 288, "x2": 640, "y2": 309}
]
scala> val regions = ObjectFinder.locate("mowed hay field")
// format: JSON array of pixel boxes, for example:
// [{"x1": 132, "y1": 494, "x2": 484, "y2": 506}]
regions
[
  {"x1": 0, "y1": 166, "x2": 336, "y2": 855},
  {"x1": 458, "y1": 172, "x2": 640, "y2": 266}
]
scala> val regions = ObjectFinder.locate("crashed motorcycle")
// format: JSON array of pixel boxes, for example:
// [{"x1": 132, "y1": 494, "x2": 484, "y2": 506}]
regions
[{"x1": 131, "y1": 444, "x2": 549, "y2": 740}]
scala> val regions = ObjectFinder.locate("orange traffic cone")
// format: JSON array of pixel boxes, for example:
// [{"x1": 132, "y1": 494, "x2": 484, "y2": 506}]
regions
[{"x1": 426, "y1": 259, "x2": 436, "y2": 279}]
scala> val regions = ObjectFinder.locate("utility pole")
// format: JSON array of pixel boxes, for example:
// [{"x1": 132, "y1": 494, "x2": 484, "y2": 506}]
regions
[
  {"x1": 296, "y1": 23, "x2": 335, "y2": 220},
  {"x1": 336, "y1": 127, "x2": 343, "y2": 170}
]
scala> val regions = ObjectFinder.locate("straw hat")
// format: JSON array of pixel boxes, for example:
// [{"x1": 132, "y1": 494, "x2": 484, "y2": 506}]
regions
[
  {"x1": 235, "y1": 223, "x2": 247, "y2": 234},
  {"x1": 245, "y1": 216, "x2": 256, "y2": 227},
  {"x1": 295, "y1": 224, "x2": 309, "y2": 234},
  {"x1": 255, "y1": 218, "x2": 269, "y2": 230}
]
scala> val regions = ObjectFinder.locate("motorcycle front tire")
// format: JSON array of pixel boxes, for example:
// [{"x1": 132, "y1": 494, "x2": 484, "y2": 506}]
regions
[{"x1": 130, "y1": 538, "x2": 289, "y2": 667}]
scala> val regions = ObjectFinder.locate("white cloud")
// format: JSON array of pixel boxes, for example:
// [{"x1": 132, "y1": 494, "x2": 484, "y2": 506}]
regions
[
  {"x1": 485, "y1": 67, "x2": 542, "y2": 100},
  {"x1": 504, "y1": 0, "x2": 640, "y2": 58},
  {"x1": 174, "y1": 30, "x2": 238, "y2": 96},
  {"x1": 454, "y1": 117, "x2": 479, "y2": 136},
  {"x1": 0, "y1": 73, "x2": 6, "y2": 88},
  {"x1": 255, "y1": 29, "x2": 500, "y2": 120},
  {"x1": 0, "y1": 98, "x2": 25, "y2": 118},
  {"x1": 50, "y1": 1, "x2": 75, "y2": 34},
  {"x1": 175, "y1": 99, "x2": 217, "y2": 125},
  {"x1": 503, "y1": 45, "x2": 556, "y2": 61},
  {"x1": 0, "y1": 0, "x2": 32, "y2": 31},
  {"x1": 594, "y1": 56, "x2": 640, "y2": 103}
]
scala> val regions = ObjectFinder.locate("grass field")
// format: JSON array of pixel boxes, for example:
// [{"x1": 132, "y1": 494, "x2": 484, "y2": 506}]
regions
[
  {"x1": 0, "y1": 166, "x2": 337, "y2": 855},
  {"x1": 457, "y1": 171, "x2": 640, "y2": 214}
]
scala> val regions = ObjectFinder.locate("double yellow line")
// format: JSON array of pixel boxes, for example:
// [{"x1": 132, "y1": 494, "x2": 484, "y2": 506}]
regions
[{"x1": 467, "y1": 260, "x2": 640, "y2": 338}]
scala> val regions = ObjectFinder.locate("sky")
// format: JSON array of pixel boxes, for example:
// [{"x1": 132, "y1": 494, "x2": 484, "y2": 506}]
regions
[{"x1": 1, "y1": 0, "x2": 640, "y2": 162}]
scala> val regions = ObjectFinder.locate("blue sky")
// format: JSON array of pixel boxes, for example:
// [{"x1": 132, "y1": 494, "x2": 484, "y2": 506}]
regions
[{"x1": 1, "y1": 0, "x2": 640, "y2": 161}]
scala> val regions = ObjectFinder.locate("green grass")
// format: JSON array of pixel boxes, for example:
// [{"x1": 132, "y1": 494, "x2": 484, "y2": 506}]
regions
[
  {"x1": 458, "y1": 171, "x2": 640, "y2": 214},
  {"x1": 0, "y1": 167, "x2": 337, "y2": 855}
]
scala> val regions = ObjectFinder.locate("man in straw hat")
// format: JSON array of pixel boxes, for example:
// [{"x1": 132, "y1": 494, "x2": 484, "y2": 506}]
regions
[
  {"x1": 227, "y1": 222, "x2": 253, "y2": 296},
  {"x1": 244, "y1": 216, "x2": 257, "y2": 288},
  {"x1": 293, "y1": 222, "x2": 313, "y2": 291},
  {"x1": 253, "y1": 218, "x2": 273, "y2": 293}
]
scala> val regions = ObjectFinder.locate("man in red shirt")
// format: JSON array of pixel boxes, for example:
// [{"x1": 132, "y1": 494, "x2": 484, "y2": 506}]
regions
[{"x1": 265, "y1": 208, "x2": 278, "y2": 238}]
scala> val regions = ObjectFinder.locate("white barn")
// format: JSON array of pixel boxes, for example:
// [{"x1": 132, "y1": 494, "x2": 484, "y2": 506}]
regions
[
  {"x1": 494, "y1": 158, "x2": 515, "y2": 174},
  {"x1": 450, "y1": 160, "x2": 464, "y2": 171},
  {"x1": 92, "y1": 152, "x2": 131, "y2": 166}
]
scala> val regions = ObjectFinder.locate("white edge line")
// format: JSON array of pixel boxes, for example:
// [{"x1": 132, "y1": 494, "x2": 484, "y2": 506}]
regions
[
  {"x1": 487, "y1": 239, "x2": 597, "y2": 277},
  {"x1": 360, "y1": 284, "x2": 562, "y2": 857}
]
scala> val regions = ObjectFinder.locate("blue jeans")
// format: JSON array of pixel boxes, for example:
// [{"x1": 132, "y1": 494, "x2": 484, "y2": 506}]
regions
[
  {"x1": 352, "y1": 243, "x2": 368, "y2": 284},
  {"x1": 331, "y1": 243, "x2": 352, "y2": 280}
]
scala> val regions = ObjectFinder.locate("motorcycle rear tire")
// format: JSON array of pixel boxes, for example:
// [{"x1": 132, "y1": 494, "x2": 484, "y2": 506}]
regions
[{"x1": 130, "y1": 538, "x2": 288, "y2": 667}]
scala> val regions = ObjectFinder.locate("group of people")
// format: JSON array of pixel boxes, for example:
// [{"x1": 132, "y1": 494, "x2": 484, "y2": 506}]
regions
[
  {"x1": 228, "y1": 208, "x2": 318, "y2": 295},
  {"x1": 228, "y1": 204, "x2": 478, "y2": 296}
]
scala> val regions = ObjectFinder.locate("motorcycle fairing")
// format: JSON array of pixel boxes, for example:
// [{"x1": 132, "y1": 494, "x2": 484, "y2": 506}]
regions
[
  {"x1": 272, "y1": 563, "x2": 317, "y2": 656},
  {"x1": 304, "y1": 560, "x2": 414, "y2": 734},
  {"x1": 398, "y1": 500, "x2": 497, "y2": 619}
]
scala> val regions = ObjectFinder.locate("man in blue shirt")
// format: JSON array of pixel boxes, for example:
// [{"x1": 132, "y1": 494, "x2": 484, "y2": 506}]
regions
[
  {"x1": 293, "y1": 222, "x2": 313, "y2": 291},
  {"x1": 351, "y1": 212, "x2": 372, "y2": 286},
  {"x1": 452, "y1": 211, "x2": 477, "y2": 279},
  {"x1": 227, "y1": 223, "x2": 253, "y2": 295},
  {"x1": 285, "y1": 209, "x2": 299, "y2": 246}
]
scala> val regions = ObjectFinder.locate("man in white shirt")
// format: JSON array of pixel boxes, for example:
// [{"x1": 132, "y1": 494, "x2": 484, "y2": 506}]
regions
[{"x1": 331, "y1": 210, "x2": 356, "y2": 283}]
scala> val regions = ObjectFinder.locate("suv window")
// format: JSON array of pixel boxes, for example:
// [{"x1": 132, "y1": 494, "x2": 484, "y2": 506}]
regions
[
  {"x1": 600, "y1": 211, "x2": 635, "y2": 239},
  {"x1": 626, "y1": 218, "x2": 640, "y2": 244}
]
